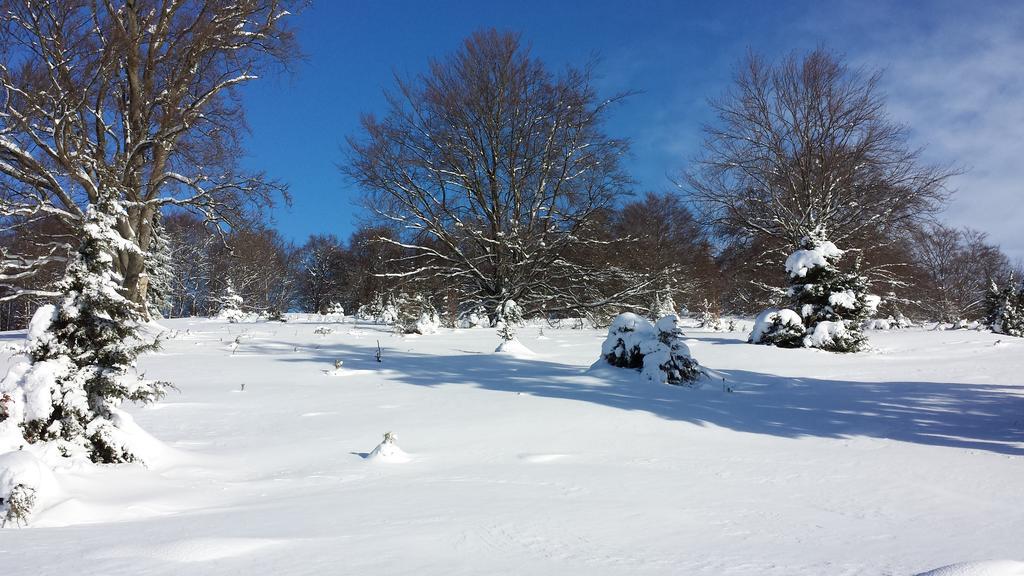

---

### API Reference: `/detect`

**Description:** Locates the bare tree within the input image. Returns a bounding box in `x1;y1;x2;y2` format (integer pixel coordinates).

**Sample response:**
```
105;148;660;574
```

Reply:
687;47;954;259
344;29;642;318
295;234;346;313
905;224;1013;322
611;192;717;312
211;226;297;314
0;0;298;309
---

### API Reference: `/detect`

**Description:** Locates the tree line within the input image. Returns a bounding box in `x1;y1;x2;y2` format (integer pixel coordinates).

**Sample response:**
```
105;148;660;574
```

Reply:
2;10;1020;330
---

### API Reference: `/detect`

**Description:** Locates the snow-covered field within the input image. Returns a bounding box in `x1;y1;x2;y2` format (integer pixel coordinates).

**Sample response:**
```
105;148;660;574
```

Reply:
1;316;1023;575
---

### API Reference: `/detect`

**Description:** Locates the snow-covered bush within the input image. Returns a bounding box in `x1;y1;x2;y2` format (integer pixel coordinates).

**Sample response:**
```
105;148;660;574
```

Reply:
602;312;654;369
862;318;892;330
749;308;806;347
216;280;245;322
326;302;345;317
642;315;703;385
394;293;440;335
600;313;703;386
1;197;170;522
750;230;870;352
0;451;59;527
984;275;1023;337
458;305;490;329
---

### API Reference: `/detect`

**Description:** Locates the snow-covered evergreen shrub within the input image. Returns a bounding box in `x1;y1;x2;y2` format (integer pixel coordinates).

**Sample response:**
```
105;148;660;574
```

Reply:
394;293;440;335
216;280;245;322
0;451;58;527
749;308;805;348
0;196;169;469
602;312;653;369
984;275;1024;337
458;304;490;329
750;230;870;352
893;311;914;329
600;313;703;386
642;315;703;385
356;292;393;323
862;318;892;330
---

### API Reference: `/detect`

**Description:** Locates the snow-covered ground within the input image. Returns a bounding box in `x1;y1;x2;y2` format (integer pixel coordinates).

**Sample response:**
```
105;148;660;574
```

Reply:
1;316;1022;575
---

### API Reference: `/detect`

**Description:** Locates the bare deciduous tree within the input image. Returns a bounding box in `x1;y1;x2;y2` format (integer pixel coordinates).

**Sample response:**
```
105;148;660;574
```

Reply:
296;234;346;313
344;29;643;318
905;224;1013;322
0;0;298;309
687;47;954;256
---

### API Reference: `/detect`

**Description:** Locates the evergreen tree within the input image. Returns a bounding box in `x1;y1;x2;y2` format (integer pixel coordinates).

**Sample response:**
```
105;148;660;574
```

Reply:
750;229;871;352
2;194;169;464
216;280;245;322
984;275;1024;337
496;300;524;341
697;298;722;330
144;210;174;318
648;288;678;321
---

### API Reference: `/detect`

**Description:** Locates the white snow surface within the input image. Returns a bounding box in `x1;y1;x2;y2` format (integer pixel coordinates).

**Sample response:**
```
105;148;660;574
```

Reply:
1;316;1022;575
915;560;1024;576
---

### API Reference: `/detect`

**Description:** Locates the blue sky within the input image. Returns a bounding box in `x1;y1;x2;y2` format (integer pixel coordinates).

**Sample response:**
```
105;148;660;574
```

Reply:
239;0;1024;261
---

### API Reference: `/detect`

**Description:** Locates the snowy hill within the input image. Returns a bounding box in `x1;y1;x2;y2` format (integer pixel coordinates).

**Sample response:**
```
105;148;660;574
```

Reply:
1;317;1022;575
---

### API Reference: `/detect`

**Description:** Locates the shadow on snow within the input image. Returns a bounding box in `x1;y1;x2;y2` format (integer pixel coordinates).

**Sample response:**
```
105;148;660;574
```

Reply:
261;336;1024;456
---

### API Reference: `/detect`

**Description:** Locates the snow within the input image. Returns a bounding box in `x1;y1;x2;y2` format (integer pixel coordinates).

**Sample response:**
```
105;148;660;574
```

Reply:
0;450;62;521
494;337;535;356
828;289;858;309
784;240;842;278
26;304;56;343
1;316;1022;574
915;561;1024;576
365;433;411;463
803;319;848;348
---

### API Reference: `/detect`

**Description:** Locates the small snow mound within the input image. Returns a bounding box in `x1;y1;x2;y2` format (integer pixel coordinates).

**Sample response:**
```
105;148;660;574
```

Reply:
914;560;1024;576
366;433;410;463
495;338;535;356
0;450;62;526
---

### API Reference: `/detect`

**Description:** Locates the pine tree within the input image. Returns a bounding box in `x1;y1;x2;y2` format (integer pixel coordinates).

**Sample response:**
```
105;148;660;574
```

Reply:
216;279;245;322
750;229;871;352
144;210;174;318
697;298;722;330
648;287;678;321
784;230;870;352
496;300;523;341
4;194;169;464
644;315;703;385
984;275;1024;337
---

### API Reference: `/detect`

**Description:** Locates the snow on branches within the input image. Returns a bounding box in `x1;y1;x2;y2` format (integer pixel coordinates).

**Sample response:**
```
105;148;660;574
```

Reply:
1;196;170;523
600;313;703;386
750;230;873;352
